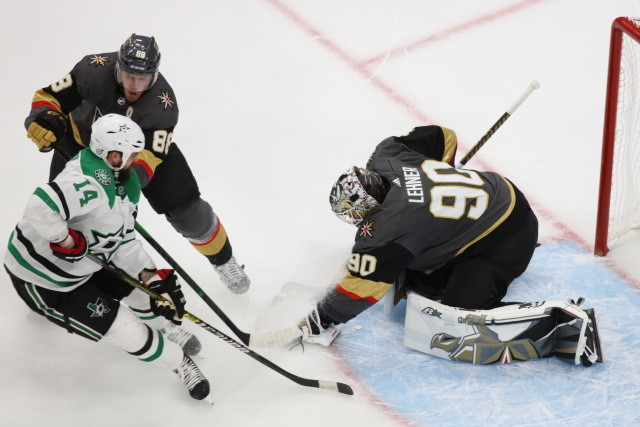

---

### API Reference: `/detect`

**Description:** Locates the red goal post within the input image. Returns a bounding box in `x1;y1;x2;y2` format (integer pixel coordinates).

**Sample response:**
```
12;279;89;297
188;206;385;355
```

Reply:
594;17;640;256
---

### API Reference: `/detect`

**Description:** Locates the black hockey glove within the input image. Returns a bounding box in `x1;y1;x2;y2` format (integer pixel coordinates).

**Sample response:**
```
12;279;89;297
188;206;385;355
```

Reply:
26;109;68;152
50;229;88;262
147;269;186;325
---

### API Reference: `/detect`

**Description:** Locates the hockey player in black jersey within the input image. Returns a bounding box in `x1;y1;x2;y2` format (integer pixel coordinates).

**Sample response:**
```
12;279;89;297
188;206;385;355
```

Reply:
298;126;602;367
24;33;250;294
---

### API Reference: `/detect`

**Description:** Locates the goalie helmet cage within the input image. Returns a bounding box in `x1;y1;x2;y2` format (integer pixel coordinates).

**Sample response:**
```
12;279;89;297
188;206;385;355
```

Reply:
594;17;640;256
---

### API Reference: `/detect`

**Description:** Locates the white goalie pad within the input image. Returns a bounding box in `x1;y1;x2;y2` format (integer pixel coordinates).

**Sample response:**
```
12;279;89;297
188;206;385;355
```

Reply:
403;291;593;365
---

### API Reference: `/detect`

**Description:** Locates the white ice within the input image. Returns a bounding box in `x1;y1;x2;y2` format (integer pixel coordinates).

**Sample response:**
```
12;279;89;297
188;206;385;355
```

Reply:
1;1;640;426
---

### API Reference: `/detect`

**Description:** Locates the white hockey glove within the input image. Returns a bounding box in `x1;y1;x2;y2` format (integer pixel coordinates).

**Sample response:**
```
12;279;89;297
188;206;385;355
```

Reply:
300;307;341;346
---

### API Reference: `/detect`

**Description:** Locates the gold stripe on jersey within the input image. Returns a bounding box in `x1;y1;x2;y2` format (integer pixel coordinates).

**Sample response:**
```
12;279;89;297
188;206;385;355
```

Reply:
337;273;393;303
454;175;516;257
68;115;85;146
441;127;458;164
137;149;163;175
191;222;228;256
32;89;63;111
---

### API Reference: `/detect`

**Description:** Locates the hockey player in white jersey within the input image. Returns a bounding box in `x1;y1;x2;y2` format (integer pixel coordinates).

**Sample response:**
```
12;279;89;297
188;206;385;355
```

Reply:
4;114;210;401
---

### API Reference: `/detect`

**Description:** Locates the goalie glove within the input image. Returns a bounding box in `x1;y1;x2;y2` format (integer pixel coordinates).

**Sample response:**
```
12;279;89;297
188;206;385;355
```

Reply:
50;229;88;262
299;306;342;346
26;109;68;151
146;269;186;325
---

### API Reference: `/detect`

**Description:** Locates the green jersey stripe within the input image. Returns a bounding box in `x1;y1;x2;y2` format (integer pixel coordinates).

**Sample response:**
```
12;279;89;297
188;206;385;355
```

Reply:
33;187;60;214
140;330;165;362
8;236;85;287
26;283;103;340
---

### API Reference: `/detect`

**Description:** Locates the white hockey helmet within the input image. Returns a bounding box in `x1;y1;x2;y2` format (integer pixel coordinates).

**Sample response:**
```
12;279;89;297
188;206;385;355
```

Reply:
329;166;387;225
89;114;145;171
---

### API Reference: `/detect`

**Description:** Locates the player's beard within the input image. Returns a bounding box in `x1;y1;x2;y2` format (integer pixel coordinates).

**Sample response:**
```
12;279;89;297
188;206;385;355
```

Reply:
116;168;132;183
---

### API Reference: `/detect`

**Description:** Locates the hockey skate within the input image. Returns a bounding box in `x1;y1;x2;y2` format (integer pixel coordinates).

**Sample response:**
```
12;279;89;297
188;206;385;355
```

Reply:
174;354;211;401
214;257;250;294
300;308;341;347
161;323;202;357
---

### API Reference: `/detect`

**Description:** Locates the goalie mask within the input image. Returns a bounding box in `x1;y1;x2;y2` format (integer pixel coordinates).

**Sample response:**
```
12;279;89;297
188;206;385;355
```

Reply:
90;114;145;171
329;166;389;225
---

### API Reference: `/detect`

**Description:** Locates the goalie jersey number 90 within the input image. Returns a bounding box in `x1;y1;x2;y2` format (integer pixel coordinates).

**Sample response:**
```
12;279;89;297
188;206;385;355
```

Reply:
348;253;378;276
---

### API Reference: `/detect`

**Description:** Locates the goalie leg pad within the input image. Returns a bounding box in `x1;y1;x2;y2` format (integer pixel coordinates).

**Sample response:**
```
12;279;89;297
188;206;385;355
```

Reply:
404;292;602;366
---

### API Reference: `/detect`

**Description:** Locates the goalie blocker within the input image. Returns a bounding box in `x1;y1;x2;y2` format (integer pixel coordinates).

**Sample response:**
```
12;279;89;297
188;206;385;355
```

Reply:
404;291;603;366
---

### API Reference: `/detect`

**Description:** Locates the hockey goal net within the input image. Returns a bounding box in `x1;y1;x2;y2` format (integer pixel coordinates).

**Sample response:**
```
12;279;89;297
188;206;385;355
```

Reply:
595;17;640;256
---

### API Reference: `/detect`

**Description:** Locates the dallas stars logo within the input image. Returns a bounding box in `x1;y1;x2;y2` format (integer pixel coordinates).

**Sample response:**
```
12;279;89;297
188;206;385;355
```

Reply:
118;124;130;132
87;298;111;317
359;221;375;239
89;55;109;67
94;169;111;186
156;91;175;110
88;226;125;262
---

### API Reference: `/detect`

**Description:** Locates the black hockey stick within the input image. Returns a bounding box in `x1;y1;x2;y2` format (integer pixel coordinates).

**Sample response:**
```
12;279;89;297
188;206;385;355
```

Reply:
86;253;354;395
455;80;540;169
50;144;298;348
133;222;301;347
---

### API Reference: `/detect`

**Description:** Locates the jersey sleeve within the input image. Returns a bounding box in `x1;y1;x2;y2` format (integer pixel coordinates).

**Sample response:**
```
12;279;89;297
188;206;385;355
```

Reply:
395;125;458;165
24;58;88;128
130;74;179;187
110;238;152;278
22;170;106;243
318;242;415;324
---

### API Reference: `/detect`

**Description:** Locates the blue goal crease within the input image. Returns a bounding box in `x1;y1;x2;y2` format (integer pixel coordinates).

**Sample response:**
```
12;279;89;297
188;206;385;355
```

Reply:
334;240;640;426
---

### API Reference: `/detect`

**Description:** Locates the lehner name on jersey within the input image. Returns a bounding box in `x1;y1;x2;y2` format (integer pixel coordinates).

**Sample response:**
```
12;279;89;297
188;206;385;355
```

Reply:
402;167;424;203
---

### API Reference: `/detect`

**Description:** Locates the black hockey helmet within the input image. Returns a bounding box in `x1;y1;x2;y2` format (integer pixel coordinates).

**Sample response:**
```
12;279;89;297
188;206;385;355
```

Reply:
115;34;161;92
117;33;161;75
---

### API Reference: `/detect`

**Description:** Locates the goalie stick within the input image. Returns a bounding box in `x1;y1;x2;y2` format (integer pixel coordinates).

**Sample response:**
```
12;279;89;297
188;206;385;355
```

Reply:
86;253;354;396
455;80;541;169
51;145;298;348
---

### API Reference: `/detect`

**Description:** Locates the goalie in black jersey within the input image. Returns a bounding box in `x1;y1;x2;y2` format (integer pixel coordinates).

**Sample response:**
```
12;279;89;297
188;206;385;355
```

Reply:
297;126;602;367
23;34;250;294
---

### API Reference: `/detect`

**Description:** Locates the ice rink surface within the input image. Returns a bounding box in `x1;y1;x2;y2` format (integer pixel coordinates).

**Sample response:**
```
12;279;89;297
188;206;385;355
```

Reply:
1;1;640;426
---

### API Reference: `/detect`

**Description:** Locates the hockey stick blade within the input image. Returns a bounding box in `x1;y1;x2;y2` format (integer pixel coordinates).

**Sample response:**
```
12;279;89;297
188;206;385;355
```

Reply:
132;223;294;346
249;326;303;347
87;254;354;395
192;314;353;395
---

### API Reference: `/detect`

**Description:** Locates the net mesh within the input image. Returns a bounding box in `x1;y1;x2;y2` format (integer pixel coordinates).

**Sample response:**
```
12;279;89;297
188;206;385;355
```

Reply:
608;18;640;248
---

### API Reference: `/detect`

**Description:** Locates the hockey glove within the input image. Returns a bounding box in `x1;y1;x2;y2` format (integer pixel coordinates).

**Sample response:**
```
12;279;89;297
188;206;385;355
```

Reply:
26;109;68;151
147;269;186;325
50;229;88;262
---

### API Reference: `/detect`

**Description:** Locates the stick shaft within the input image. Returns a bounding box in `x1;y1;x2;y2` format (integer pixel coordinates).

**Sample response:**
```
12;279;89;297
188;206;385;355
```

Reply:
134;222;253;345
456;80;540;169
87;254;353;395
